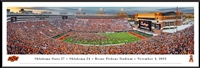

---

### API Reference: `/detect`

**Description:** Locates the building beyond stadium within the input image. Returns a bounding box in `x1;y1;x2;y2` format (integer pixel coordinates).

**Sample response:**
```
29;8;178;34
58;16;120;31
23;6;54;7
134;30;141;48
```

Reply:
133;7;183;34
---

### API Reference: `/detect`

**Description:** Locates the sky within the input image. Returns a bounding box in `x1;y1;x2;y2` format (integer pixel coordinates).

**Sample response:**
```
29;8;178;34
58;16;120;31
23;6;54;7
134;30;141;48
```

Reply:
7;7;194;14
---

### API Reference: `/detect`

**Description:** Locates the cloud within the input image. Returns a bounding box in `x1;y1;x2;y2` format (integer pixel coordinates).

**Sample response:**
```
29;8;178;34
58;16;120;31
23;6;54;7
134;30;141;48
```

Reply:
157;7;194;12
8;7;194;14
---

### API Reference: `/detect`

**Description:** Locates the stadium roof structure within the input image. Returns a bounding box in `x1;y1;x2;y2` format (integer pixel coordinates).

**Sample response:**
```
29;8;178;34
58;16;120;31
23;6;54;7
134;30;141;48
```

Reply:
76;15;121;19
97;11;106;14
116;11;127;15
135;11;161;14
76;11;85;14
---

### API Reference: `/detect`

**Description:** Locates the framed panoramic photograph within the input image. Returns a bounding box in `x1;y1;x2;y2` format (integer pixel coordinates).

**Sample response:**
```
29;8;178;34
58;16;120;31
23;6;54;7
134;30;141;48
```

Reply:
2;2;199;67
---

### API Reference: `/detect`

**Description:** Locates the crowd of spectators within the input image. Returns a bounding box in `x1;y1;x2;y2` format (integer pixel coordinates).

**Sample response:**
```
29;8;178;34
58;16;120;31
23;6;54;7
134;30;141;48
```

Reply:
7;17;194;54
73;18;132;32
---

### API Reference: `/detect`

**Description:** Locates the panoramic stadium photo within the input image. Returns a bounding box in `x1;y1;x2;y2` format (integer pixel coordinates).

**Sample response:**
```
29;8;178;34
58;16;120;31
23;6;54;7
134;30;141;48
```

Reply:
7;7;194;54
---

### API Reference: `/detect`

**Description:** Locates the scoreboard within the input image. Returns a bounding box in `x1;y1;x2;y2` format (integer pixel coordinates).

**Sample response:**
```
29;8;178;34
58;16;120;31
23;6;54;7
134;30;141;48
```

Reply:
62;16;68;19
11;17;17;22
138;20;152;31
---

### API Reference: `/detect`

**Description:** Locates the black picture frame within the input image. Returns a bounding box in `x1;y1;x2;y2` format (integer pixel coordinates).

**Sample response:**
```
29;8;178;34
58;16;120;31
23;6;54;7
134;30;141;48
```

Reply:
2;0;199;68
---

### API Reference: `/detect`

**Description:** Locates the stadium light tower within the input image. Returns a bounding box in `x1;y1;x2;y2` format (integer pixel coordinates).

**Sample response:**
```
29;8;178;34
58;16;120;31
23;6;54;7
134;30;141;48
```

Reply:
120;8;124;11
78;8;83;12
99;8;104;11
77;8;86;15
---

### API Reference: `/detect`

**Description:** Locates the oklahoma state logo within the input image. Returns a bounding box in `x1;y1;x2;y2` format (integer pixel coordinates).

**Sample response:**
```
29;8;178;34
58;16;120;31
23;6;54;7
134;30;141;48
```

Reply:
189;54;194;62
8;56;19;62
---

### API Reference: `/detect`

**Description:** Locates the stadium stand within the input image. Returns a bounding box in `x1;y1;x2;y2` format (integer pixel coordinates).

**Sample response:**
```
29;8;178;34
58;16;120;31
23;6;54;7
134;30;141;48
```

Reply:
7;17;194;54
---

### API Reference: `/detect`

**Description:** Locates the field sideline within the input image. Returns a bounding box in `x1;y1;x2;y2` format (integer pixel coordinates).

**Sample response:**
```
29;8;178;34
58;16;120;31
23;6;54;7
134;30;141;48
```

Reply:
63;32;141;46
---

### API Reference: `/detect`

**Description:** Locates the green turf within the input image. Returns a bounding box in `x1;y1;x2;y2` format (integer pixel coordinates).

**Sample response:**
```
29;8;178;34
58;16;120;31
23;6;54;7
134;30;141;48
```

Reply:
132;30;153;38
63;32;140;46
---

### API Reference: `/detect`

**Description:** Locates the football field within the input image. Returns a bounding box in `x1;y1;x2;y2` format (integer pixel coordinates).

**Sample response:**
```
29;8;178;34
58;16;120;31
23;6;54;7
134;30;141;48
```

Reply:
63;32;140;46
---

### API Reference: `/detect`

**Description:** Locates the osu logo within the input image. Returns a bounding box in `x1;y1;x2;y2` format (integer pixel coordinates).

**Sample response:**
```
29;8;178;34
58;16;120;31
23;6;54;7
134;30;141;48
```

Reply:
8;56;19;62
189;54;194;62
